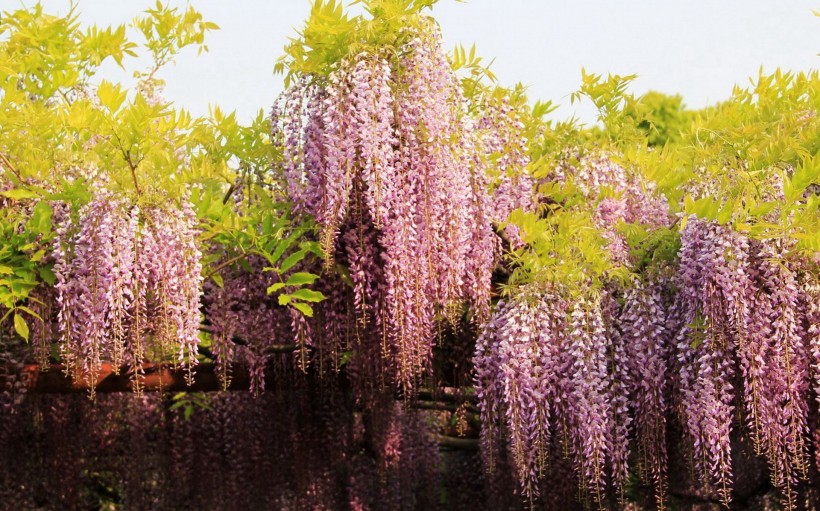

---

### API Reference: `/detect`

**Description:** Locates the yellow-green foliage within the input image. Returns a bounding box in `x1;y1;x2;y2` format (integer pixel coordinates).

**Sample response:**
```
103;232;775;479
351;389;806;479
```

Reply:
0;3;317;338
505;66;819;297
275;0;441;86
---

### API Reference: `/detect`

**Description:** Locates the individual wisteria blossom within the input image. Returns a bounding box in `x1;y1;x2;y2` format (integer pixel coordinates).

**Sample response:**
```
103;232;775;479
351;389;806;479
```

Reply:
54;193;203;395
271;20;505;394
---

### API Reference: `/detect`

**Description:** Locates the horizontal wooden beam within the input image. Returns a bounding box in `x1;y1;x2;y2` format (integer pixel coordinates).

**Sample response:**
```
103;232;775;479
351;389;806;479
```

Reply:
437;435;479;450
16;364;481;404
10;364;482;450
20;363;252;394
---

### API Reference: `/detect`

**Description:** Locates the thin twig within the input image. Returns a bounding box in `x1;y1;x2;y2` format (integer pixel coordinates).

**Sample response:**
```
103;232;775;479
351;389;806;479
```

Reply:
110;131;142;195
0;152;23;182
204;252;249;281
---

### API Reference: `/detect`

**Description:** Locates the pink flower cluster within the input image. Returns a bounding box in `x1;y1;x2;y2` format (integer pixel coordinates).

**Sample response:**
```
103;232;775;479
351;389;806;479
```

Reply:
54;193;203;395
203;255;297;393
271;22;502;394
475;213;820;508
620;276;672;509
673;218;813;508
474;291;625;505
474;96;535;250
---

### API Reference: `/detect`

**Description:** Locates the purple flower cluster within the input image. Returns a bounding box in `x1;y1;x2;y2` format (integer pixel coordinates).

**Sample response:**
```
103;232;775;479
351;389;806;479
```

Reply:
673;218;813;508
54;193;203;395
672;218;744;504
203;255;297;393
271;22;499;394
474;212;819;508
475;291;629;504
620;275;672;508
475;95;535;250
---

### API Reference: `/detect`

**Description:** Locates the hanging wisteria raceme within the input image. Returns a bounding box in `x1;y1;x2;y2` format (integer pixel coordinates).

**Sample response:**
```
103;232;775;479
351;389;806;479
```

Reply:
601;291;631;504
620;274;672;509
563;297;617;507
803;268;820;478
464;95;535;320
271;20;498;394
743;239;809;507
144;200;203;385
672;218;742;505
55;194;133;394
475;298;545;498
475;95;534;246
671;217;815;509
203;256;298;393
473;149;679;507
27;285;57;368
54;193;203;395
475;290;633;506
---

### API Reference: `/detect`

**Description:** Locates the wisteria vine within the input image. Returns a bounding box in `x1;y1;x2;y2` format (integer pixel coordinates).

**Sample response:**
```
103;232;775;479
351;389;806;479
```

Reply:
475;152;820;509
270;20;526;394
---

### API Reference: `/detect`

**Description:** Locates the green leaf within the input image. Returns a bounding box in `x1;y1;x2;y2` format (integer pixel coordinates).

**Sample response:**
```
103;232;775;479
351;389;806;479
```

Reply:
1;189;38;200
211;273;224;288
27;201;53;235
279;249;307;273
16;306;42;321
278;293;292;305
300;241;324;257
14;313;29;341
267;233;298;265
38;266;56;286
30;249;46;263
97;80;127;111
289;288;325;302
291;302;314;317
0;266;12;275
267;283;286;294
285;272;319;286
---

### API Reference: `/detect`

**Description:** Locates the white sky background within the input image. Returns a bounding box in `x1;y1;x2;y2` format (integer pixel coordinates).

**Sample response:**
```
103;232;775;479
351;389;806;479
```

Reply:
27;0;820;124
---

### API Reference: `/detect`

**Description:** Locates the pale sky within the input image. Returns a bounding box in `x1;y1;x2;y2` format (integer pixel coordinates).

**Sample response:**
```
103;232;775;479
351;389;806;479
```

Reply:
26;1;820;124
